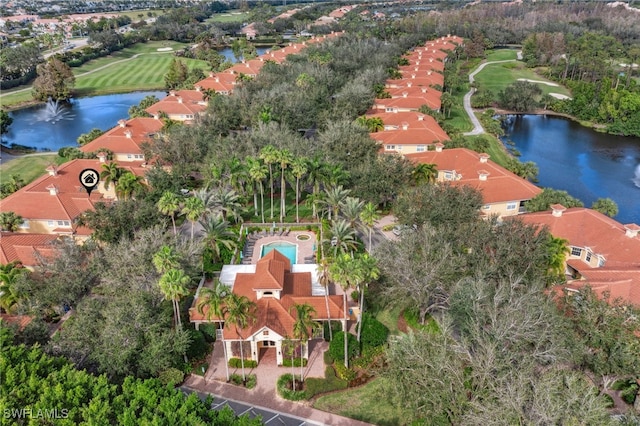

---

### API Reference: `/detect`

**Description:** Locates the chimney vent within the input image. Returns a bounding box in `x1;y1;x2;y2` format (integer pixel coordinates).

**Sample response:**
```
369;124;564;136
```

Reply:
478;170;489;181
195;85;201;92
551;204;566;217
125;130;132;138
401;122;409;130
407;82;413;88
402;91;408;98
118;119;126;128
435;143;444;152
177;97;183;104
624;224;640;238
479;153;490;163
46;165;58;176
46;184;59;196
97;152;107;163
417;114;425;121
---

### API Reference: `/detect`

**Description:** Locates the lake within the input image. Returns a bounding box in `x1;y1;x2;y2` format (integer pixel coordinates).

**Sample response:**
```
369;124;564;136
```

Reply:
501;114;640;224
2;91;166;152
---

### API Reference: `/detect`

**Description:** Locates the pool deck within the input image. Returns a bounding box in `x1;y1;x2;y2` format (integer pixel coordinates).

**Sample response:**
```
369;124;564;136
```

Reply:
242;230;317;265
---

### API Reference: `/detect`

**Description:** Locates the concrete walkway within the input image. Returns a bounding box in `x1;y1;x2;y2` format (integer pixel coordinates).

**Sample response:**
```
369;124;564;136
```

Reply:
462;59;516;136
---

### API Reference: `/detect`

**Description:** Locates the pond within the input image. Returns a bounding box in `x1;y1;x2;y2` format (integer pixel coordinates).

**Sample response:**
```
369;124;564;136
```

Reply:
500;114;640;224
2;91;166;152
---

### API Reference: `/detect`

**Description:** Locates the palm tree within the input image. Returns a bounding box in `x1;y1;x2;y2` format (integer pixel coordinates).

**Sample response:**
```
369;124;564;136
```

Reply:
322;186;350;221
306;156;329;219
200;215;237;264
330;219;358;257
116;172;144;200
326;165;349;189
290;157;308;223
158;268;191;329
339;196;365;230
545;235;570;282
225;293;257;383
354;254;380;343
317;258;333;341
100;161;123;191
157;191;181;236
0;262;25;314
276;148;293;222
328;254;354;368
290;303;318;382
247;157;268;223
412;163;438;185
355;116;384;133
225;157;248;197
152;245;180;274
0;212;22;232
360;202;380;253
440;92;455;118
182;196;205;240
259;145;278;220
196;281;231;381
211;188;243;223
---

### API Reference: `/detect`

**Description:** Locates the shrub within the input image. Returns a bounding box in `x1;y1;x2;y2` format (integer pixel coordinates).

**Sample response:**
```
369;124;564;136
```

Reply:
245;374;257;389
329;332;359;362
351;345;385;370
351;290;359;302
333;361;357;382
323;350;334;365
282;357;308;367
277;374;306;401
323;320;342;341
199;323;217;343
193;363;208;376
602;394;615;409
186;329;209;360
305;366;348;398
228;358;258;369
360;313;389;349
158;368;185;385
620;384;639;405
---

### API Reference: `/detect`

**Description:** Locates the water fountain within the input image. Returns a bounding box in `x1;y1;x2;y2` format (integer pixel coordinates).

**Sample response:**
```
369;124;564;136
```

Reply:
633;164;640;188
41;98;75;123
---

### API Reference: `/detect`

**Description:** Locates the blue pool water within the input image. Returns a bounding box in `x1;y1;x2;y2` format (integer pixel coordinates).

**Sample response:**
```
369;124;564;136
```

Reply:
261;242;297;265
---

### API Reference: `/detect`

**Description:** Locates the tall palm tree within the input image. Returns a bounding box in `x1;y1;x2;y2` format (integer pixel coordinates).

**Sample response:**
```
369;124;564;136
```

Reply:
0;262;25;314
116;172;144;200
339;196;365;230
306;156;329;219
360;202;381;253
290;157;308;223
225;157;248;196
199;215;237;264
246;157;268;221
330;219;358;256
211;188;243;223
157;191;181;236
290;303;318;382
225;293;257;383
317;258;333;341
276;148;293;222
196;281;231;380
158;268;191;329
412;163;438;186
152;245;180;274
322;186;350;221
354;254;380;343
326;165;349;189
182;196;205;240
100;161;123;191
328;254;354;368
259;145;278;220
545;235;570;282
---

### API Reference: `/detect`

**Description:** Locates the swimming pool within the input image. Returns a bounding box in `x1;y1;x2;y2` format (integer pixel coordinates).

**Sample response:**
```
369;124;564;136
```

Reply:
260;241;297;265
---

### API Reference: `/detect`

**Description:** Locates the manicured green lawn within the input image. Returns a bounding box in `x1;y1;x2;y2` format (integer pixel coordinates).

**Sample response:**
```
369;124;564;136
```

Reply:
0;89;34;108
0;153;62;185
373;306;401;335
74;54;208;96
313;378;404;426
116;9;166;20
474;61;570;97
485;49;518;62
206;11;249;23
445;99;473;133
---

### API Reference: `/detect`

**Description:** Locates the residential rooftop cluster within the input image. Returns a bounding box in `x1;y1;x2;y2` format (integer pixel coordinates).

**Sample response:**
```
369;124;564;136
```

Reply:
0;32;342;268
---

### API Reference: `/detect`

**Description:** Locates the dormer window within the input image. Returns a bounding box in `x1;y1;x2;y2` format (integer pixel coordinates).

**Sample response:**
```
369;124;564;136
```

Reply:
263;291;273;297
570;247;582;257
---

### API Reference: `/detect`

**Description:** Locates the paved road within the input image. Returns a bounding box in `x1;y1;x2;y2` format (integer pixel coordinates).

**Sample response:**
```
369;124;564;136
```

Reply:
182;387;320;426
462;59;516;136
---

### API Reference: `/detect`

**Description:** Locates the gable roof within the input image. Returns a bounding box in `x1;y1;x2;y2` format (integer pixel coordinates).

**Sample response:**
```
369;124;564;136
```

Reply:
406;148;542;204
0;233;58;267
79;117;163;155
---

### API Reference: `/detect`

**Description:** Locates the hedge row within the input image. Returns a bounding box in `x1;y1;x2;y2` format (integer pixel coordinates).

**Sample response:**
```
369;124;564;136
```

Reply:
230;373;256;389
282;357;307;367
276;374;306;401
304;366;348;399
228;358;258;369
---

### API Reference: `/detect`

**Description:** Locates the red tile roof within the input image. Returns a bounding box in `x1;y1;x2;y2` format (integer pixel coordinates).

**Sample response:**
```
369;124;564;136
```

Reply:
146;90;207;119
0;233;58;266
405;148;542;204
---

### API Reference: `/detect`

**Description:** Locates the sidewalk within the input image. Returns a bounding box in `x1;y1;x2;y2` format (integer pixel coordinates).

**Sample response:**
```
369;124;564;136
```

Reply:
183;374;373;426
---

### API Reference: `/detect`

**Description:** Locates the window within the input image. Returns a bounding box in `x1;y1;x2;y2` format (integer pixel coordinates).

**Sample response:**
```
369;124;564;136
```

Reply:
127;154;132;159
506;202;517;211
444;172;452;180
482;205;491;210
385;107;393;112
262;330;269;336
57;220;70;227
570;247;582;257
134;154;144;160
262;291;273;297
386;145;395;151
19;220;29;229
597;257;606;267
48;220;55;227
416;145;425;152
585;251;592;262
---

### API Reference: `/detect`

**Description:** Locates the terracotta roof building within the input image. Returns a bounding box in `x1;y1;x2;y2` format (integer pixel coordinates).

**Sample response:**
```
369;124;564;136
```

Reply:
190;250;346;366
520;206;640;306
0;232;58;268
406;147;542;218
367;111;449;153
146;90;208;123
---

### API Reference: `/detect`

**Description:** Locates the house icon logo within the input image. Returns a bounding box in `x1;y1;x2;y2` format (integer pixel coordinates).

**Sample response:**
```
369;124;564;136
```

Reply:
79;168;100;195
